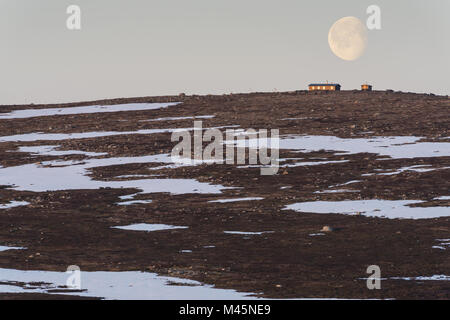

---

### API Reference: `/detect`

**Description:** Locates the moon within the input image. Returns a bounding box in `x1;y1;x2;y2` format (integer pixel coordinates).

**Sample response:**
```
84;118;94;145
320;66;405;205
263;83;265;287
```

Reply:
328;16;368;61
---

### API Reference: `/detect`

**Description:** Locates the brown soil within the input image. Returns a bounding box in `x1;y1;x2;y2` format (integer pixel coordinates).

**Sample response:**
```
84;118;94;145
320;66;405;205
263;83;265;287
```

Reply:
0;91;449;300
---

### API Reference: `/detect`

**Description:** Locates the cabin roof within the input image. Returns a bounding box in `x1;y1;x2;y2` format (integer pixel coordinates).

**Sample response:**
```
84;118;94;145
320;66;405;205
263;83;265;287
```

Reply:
308;83;341;87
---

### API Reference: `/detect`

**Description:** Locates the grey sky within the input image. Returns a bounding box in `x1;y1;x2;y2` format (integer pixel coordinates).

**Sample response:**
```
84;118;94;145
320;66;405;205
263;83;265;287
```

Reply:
1;0;448;105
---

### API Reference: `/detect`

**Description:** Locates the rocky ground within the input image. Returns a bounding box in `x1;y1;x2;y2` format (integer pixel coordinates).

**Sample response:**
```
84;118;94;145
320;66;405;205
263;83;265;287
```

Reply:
0;90;449;299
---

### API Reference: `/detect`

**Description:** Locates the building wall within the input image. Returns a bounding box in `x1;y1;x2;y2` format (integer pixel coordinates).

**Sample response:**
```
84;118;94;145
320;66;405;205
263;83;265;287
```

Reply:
309;85;339;91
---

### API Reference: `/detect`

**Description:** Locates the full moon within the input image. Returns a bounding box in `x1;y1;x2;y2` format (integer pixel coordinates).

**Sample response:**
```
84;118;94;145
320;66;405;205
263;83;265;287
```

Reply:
328;16;368;61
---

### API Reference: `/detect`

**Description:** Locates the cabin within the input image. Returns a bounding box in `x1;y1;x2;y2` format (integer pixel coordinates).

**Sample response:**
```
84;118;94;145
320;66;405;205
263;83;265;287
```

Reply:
308;83;341;91
361;84;373;91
